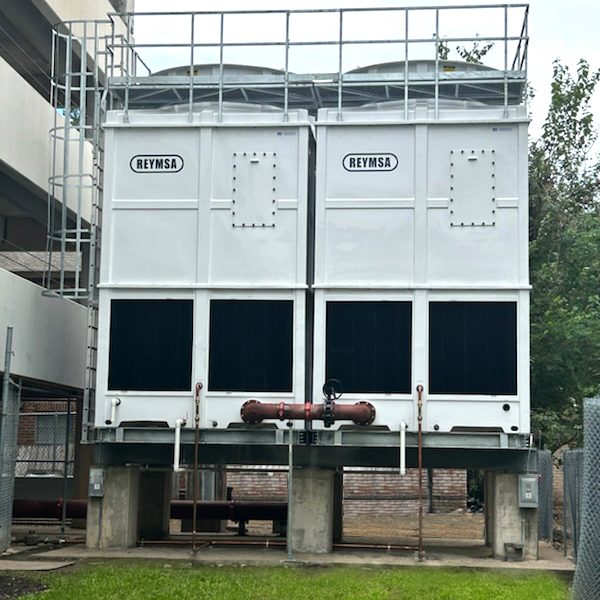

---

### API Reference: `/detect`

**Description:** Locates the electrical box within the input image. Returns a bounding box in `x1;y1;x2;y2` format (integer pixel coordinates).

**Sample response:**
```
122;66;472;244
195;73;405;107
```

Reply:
89;467;104;498
518;474;538;508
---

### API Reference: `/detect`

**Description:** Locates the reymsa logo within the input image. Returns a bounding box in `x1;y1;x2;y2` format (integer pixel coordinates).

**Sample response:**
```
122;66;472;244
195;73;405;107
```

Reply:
343;153;398;172
130;155;184;173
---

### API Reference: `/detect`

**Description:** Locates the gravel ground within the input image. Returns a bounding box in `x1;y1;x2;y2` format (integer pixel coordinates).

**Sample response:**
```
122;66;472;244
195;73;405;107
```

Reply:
0;575;45;600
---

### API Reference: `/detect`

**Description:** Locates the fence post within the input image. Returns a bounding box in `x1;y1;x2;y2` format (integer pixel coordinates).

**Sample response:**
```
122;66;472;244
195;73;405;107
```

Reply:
572;398;600;599
0;327;13;435
537;449;553;541
0;327;15;553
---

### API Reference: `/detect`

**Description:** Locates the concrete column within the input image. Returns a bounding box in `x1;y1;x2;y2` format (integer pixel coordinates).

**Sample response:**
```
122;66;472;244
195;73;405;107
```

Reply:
332;470;343;544
138;471;172;540
86;466;139;549
484;471;494;547
290;468;334;554
485;471;538;560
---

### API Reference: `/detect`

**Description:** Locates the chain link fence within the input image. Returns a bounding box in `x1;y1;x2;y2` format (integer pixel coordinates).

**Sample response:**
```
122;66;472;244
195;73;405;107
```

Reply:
572;398;600;599
16;399;76;478
563;448;583;560
0;378;21;553
537;449;553;541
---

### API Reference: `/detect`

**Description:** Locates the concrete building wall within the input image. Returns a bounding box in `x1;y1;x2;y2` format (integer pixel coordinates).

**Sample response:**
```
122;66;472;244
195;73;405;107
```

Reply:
0;268;86;388
0;56;94;221
33;0;129;22
0;56;55;194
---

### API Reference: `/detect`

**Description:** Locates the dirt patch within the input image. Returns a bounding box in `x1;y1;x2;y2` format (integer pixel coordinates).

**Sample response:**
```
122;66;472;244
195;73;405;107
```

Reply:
0;575;46;600
236;512;484;542
344;513;485;541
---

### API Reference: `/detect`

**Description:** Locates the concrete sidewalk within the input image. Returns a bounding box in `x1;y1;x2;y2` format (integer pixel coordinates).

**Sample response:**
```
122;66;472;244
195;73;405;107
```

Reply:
0;560;73;571
27;540;573;573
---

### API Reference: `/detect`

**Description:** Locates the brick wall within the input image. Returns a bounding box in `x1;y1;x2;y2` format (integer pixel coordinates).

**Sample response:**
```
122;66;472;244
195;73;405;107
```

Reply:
227;466;288;502
344;468;466;516
226;466;467;515
17;400;74;445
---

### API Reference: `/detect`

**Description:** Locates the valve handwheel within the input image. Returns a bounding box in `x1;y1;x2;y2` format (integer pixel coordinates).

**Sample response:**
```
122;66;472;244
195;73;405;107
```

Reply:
322;378;343;400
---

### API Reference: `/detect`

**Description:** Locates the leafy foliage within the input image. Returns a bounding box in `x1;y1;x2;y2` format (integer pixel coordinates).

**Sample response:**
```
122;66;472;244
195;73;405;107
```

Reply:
456;39;494;64
436;37;493;64
529;60;600;450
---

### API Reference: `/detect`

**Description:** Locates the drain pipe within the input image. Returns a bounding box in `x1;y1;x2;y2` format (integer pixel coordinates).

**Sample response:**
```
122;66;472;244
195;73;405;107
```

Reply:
105;397;121;426
416;384;425;561
286;419;294;562
173;418;186;472
192;382;203;554
400;422;407;476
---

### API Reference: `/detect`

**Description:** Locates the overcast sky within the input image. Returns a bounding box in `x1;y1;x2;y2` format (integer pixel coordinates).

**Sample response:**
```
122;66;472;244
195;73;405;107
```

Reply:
134;0;600;139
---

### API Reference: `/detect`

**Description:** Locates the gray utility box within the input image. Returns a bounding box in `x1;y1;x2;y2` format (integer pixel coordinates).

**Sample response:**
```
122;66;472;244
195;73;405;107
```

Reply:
88;467;104;498
518;474;538;508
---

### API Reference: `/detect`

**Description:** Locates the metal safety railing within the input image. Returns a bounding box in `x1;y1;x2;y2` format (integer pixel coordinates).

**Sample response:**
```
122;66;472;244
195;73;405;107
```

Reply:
105;4;528;120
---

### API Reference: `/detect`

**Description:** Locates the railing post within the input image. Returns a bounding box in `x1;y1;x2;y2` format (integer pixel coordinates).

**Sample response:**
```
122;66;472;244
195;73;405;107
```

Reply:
404;8;409;120
336;9;343;121
188;14;195;121
284;11;290;122
503;4;509;117
434;8;439;119
218;13;225;122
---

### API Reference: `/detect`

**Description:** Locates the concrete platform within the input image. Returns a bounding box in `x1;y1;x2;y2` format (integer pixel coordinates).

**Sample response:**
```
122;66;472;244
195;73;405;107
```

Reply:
33;541;574;573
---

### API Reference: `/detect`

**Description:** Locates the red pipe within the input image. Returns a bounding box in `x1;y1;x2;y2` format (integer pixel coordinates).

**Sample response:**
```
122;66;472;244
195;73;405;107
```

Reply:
240;399;376;426
12;499;87;520
12;499;287;522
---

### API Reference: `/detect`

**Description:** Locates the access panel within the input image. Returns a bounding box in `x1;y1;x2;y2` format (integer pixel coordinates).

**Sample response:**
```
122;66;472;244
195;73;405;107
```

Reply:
326;301;412;394
429;301;517;395
108;299;193;391
209;300;293;392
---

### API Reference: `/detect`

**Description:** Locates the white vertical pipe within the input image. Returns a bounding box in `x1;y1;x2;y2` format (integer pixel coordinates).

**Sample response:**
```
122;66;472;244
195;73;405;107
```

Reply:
400;422;407;476
107;397;121;426
173;418;186;472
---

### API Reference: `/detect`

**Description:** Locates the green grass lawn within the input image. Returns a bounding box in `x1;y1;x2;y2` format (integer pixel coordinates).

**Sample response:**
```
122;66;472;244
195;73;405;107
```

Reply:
19;562;571;600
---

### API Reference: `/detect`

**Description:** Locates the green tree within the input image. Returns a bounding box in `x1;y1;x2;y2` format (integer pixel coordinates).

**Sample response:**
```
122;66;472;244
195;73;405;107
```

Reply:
529;59;600;450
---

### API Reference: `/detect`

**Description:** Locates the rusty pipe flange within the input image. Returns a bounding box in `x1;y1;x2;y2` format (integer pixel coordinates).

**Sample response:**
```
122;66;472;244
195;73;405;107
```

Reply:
240;399;262;424
354;401;376;426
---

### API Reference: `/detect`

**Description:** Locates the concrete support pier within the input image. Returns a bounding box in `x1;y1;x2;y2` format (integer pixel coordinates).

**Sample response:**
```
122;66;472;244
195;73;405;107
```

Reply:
290;468;335;554
86;467;140;549
87;467;173;548
485;471;538;560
